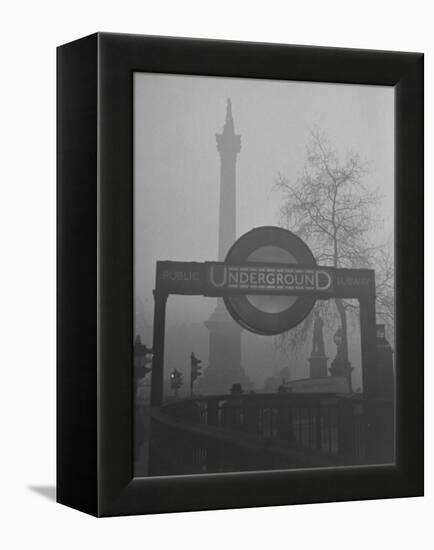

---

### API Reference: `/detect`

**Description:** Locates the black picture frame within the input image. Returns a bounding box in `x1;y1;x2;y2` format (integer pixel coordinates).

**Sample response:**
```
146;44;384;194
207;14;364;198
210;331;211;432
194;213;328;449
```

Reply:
57;32;423;517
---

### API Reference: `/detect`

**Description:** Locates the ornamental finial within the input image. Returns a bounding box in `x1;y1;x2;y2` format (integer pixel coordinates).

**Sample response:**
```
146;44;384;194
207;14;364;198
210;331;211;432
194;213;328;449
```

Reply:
224;98;235;133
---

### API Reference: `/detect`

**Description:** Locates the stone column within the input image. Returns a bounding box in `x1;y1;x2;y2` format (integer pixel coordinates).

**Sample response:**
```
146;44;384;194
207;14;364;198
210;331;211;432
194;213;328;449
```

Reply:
200;100;251;395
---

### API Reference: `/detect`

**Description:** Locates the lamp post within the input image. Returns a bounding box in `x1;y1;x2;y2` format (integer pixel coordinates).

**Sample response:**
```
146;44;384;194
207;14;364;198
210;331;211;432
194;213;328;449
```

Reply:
170;369;183;398
134;336;153;377
190;352;203;397
134;336;152;404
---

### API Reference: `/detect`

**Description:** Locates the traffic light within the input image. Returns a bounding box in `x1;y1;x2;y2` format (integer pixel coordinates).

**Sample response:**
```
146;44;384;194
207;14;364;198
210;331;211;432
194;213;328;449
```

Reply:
170;369;183;395
134;335;153;378
190;352;202;395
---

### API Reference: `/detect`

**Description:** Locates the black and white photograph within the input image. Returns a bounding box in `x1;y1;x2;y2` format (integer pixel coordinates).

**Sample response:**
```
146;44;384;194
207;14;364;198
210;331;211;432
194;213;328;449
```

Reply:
133;73;395;477
1;0;429;544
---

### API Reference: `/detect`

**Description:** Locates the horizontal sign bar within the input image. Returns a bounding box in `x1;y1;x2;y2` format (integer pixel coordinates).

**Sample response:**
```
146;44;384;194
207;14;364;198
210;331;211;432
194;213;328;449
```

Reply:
155;261;375;298
206;263;332;293
155;261;206;294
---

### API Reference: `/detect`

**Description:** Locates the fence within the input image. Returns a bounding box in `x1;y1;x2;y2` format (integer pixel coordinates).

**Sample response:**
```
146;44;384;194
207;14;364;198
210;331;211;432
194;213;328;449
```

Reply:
148;392;367;475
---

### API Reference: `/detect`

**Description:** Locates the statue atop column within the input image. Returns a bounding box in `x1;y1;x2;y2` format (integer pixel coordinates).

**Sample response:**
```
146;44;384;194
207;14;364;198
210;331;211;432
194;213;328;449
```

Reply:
308;310;328;378
312;310;325;356
329;326;354;392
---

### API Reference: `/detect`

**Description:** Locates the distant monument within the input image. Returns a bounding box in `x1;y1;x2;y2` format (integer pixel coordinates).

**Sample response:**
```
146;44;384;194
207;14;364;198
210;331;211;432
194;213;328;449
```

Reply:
312;310;325;355
329;326;354;391
199;100;252;394
308;311;328;378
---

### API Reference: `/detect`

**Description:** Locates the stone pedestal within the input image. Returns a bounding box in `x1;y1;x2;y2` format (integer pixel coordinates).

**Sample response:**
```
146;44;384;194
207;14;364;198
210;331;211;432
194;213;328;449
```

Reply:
308;355;328;378
374;329;394;399
199;300;252;395
329;357;354;392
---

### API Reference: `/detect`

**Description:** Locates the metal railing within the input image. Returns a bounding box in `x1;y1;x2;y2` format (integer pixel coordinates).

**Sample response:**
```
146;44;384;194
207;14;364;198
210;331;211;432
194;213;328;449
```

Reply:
148;392;367;476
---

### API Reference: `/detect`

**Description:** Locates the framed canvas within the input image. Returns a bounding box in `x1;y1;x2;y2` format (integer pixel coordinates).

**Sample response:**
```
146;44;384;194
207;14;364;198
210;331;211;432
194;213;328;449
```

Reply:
57;33;423;517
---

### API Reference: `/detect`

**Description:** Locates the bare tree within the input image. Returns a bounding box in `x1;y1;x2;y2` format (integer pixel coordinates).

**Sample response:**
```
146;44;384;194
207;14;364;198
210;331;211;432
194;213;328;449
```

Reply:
275;131;391;364
372;241;395;339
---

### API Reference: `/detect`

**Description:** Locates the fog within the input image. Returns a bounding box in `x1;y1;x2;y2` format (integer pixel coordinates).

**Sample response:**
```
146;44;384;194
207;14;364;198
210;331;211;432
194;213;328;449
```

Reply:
134;72;394;391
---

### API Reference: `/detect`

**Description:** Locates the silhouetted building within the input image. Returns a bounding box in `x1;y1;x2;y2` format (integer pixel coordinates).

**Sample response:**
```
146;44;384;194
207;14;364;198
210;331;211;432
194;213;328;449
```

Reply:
200;100;251;394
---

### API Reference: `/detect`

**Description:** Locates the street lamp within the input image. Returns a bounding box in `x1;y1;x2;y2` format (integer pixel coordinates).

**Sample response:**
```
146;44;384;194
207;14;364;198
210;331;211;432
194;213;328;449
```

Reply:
170;368;183;398
190;352;203;396
134;335;152;378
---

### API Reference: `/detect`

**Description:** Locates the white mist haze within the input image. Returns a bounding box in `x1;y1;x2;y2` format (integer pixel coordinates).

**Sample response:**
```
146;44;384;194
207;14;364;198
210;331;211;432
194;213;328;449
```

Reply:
134;73;394;391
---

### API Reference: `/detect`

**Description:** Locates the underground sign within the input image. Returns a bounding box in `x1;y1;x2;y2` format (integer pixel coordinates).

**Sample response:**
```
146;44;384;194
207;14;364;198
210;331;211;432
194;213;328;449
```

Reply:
222;226;317;335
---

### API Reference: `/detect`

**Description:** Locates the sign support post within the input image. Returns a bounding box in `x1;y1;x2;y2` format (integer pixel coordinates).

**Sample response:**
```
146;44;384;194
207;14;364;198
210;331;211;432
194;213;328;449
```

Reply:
359;292;393;462
150;290;168;407
359;294;377;399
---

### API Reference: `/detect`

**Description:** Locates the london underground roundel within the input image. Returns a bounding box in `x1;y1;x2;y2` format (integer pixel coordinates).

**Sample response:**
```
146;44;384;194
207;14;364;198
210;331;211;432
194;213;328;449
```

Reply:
223;226;317;335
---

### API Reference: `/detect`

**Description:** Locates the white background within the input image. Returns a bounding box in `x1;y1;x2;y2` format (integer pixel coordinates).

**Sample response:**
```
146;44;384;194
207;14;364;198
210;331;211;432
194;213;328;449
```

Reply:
0;1;431;548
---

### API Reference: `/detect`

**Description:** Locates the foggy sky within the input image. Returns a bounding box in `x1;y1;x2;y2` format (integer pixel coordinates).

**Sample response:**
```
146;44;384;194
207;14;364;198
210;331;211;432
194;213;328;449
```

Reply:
134;72;394;388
